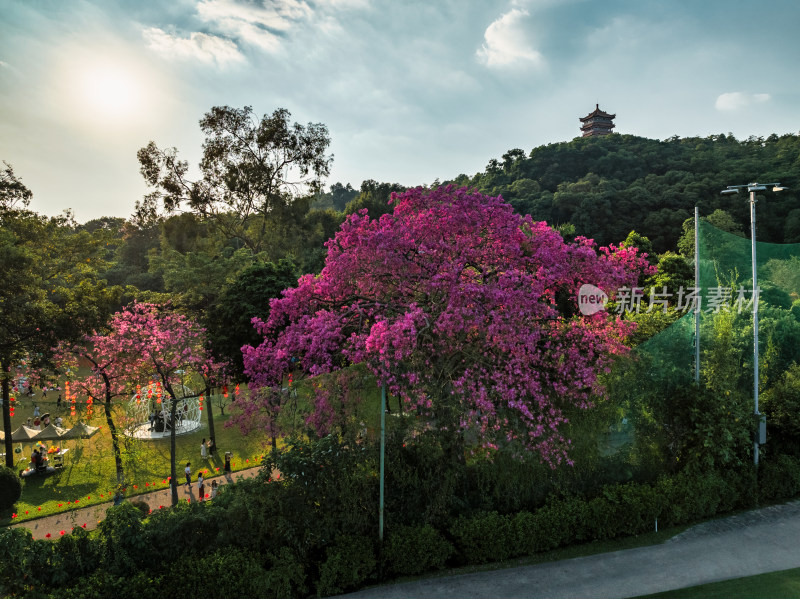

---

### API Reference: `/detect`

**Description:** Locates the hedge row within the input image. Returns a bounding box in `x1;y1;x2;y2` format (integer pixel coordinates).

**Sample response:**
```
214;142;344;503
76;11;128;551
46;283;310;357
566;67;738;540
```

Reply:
2;442;799;598
447;467;757;563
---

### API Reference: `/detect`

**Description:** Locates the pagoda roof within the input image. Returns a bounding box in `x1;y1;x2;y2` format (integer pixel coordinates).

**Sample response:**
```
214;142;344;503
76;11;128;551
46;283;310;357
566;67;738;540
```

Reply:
579;104;616;122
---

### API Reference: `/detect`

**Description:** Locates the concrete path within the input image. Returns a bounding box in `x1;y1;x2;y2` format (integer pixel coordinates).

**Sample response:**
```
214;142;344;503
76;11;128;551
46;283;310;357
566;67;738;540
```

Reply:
344;501;800;599
7;466;265;540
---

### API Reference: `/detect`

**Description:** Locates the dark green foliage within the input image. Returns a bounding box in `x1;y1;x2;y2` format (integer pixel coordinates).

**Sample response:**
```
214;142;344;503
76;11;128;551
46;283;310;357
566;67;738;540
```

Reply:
454;133;800;252
205;258;298;377
317;535;377;597
382;525;453;576
344;179;407;219
0;528;36;597
161;547;305;599
97;502;149;576
139;499;220;567
49;570;158;599
264;436;377;543
760;455;800;501
0;464;21;510
313;182;358;212
464;451;552;515
4;440;800;597
450;511;515;564
763;364;800;456
384;428;464;528
48;527;99;586
654;470;733;526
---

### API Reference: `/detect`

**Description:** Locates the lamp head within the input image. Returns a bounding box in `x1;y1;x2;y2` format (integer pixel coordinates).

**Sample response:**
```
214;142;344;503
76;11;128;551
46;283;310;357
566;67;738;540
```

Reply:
720;189;739;195
773;185;788;192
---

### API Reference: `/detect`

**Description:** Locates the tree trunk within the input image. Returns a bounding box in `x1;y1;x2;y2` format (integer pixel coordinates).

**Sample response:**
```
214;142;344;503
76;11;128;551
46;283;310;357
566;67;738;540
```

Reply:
2;371;13;469
168;390;179;506
104;391;124;483
205;385;216;455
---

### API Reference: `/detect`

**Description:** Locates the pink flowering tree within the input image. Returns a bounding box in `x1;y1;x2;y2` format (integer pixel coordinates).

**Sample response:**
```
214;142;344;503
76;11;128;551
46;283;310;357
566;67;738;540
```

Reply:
64;303;219;505
55;343;130;484
241;186;654;466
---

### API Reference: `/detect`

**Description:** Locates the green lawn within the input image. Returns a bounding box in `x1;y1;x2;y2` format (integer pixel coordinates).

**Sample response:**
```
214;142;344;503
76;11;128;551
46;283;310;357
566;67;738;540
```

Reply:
1;394;271;525
632;567;800;598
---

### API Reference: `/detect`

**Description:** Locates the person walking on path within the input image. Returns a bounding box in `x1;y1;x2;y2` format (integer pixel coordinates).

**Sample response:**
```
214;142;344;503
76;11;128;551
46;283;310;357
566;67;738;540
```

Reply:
200;439;208;460
184;462;191;487
197;472;205;501
223;452;232;475
210;480;218;499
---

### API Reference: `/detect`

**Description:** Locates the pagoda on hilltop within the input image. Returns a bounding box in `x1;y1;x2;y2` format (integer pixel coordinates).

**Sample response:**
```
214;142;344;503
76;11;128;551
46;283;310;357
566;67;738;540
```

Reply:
579;104;616;137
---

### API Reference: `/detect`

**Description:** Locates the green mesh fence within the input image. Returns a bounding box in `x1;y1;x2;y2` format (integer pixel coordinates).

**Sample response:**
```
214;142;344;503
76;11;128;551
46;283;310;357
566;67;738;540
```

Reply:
602;216;800;471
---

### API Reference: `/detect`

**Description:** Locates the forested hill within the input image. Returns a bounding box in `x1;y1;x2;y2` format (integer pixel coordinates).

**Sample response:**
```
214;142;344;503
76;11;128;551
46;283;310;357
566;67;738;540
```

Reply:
448;133;800;253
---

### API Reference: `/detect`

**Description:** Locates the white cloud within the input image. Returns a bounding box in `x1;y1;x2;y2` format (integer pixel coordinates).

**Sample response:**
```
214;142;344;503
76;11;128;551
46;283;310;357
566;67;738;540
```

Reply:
143;27;245;67
0;60;9;69
477;8;543;69
715;91;771;111
313;0;369;8
197;0;311;51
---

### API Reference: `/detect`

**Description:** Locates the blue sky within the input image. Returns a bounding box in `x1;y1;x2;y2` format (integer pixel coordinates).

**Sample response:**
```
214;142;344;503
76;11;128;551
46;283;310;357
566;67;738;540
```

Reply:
1;0;798;222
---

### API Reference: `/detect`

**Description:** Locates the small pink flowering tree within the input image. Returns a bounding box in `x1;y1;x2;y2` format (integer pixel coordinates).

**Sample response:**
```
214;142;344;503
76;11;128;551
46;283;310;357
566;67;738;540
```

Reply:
67;303;218;505
242;186;653;466
55;343;130;484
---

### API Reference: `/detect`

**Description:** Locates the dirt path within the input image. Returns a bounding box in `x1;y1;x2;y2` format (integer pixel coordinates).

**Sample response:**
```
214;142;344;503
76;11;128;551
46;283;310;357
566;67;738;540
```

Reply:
6;466;266;540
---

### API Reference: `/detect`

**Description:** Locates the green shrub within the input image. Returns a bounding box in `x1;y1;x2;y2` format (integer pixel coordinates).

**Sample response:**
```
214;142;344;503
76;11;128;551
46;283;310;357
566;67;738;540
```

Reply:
98;502;148;576
385;429;464;528
48;527;100;588
155;547;305;599
0;527;37;597
141;499;220;569
383;524;453;576
465;452;552;514
129;499;151;517
49;570;159;599
656;471;733;527
0;465;22;511
760;454;800;500
316;535;376;597
532;495;589;550
450;511;515;564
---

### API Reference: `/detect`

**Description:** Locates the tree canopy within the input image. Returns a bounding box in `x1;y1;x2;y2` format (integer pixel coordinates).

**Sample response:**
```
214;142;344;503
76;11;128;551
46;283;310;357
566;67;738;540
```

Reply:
240;185;653;465
452;133;800;252
137;106;333;254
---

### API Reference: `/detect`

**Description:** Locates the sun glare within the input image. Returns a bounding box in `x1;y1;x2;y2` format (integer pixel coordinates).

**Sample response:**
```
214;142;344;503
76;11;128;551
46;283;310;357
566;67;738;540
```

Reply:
78;63;142;119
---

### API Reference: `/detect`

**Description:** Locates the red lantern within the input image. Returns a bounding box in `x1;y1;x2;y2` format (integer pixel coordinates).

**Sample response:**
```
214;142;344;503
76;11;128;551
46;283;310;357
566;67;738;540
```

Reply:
234;384;240;396
199;394;204;412
223;385;228;398
288;373;293;387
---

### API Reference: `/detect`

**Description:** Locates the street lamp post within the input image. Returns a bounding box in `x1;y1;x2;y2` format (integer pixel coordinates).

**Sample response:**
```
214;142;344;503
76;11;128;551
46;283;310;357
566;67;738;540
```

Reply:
720;182;787;466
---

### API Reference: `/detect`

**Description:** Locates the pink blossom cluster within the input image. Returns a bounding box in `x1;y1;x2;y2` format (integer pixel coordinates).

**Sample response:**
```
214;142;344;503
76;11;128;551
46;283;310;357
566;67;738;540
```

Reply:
241;186;652;465
59;302;218;403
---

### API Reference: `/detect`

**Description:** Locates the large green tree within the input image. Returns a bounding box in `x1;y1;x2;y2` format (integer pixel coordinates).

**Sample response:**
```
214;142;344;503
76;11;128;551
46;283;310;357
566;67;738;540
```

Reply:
204;259;298;378
137;106;333;254
0;167;121;466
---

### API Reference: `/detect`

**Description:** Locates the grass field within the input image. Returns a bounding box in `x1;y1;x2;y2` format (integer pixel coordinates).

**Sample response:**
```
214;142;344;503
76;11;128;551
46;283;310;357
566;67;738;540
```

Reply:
1;394;272;525
632;567;800;598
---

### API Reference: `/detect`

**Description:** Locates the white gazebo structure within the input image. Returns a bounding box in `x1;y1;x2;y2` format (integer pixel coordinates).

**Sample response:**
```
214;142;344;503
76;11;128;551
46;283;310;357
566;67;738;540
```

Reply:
125;382;203;440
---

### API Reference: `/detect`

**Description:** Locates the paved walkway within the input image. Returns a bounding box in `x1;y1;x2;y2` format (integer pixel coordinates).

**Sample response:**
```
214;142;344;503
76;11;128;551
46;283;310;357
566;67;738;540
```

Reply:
7;466;265;540
344;501;800;599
